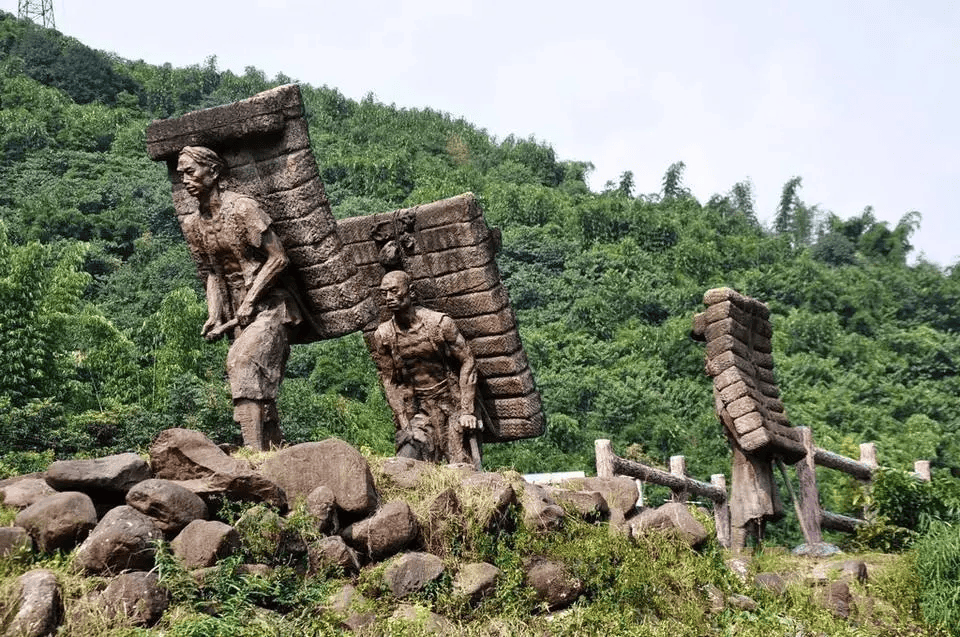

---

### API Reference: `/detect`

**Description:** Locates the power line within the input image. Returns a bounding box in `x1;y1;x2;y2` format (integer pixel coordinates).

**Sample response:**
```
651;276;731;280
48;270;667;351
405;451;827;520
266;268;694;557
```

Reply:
17;0;56;29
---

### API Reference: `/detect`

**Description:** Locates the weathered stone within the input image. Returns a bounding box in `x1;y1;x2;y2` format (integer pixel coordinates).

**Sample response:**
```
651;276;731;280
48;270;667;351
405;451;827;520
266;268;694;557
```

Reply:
342;500;419;560
235;504;306;562
545;487;608;520
308;536;361;574
6;569;61;637
727;593;758;611
0;478;56;509
821;580;855;619
149;428;251;480
342;612;376;632
325;583;366;613
170;474;286;510
524;559;583;610
0;526;32;557
383;552;444;597
150;429;285;508
171;519;240;569
518;482;565;532
579;476;637;514
391;604;453;634
75;506;163;575
704;584;725;613
193;563;272;585
45;453;151;496
380;456;434;489
460;472;516;530
630;502;709;549
304;485;339;534
453;562;501;601
754;572;787;595
100;571;169;627
125;478;208;535
840;559;868;584
15;491;97;553
726;557;750;582
259;440;378;516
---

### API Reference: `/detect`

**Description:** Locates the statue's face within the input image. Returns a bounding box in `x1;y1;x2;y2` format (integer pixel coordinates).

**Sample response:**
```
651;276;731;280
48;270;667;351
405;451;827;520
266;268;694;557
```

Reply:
380;275;411;313
177;155;218;198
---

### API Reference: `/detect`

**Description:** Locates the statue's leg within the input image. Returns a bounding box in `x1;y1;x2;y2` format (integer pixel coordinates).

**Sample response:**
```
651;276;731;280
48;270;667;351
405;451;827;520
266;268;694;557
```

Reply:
234;399;265;451
226;308;289;451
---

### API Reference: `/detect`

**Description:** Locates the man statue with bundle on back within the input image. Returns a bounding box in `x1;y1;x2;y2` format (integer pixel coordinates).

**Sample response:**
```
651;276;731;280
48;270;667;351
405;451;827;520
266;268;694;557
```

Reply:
176;145;303;451
372;270;482;467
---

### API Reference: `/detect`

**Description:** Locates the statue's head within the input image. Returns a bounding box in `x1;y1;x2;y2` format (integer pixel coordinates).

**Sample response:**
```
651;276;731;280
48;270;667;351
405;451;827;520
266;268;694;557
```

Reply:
177;146;225;198
379;270;412;313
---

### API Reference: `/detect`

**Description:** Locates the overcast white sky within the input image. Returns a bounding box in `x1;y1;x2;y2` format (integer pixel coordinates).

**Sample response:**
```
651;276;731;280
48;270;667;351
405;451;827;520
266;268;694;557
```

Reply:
7;0;960;266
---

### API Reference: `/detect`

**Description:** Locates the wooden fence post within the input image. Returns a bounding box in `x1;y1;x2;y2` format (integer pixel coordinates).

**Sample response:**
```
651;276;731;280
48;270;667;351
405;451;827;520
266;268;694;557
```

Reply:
595;439;615;479
794;426;823;544
859;443;878;471
711;473;730;548
670;455;688;502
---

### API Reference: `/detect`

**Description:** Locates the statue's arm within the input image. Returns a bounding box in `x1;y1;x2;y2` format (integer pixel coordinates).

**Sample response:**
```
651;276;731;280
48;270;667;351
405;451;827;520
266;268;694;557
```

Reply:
236;227;289;326
373;331;410;430
441;316;479;428
201;273;228;340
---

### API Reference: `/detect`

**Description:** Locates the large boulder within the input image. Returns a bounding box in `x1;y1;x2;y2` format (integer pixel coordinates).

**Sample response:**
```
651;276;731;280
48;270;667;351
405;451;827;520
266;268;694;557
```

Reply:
15;491;97;553
5;569;61;637
380;457;434;489
544;486;609;521
171;519;240;568
149;428;250;479
341;501;419;560
74;506;163;574
259;440;378;517
518;482;565;532
99;571;169;627
304;485;339;535
576;476;638;521
453;562;501;601
45;453;151;496
169;474;286;511
460;472;516;530
0;478;56;509
383;552;444;597
125;478;208;535
149;428;285;509
524;558;583;610
630;502;709;549
308;536;361;575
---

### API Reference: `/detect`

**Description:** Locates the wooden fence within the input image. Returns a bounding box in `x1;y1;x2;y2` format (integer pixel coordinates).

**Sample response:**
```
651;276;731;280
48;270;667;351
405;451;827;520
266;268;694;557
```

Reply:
793;426;931;543
596;433;932;548
595;439;732;548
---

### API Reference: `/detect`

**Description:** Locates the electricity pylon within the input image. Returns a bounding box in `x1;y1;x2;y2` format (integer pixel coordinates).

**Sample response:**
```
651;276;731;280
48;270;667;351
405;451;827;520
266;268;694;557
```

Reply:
18;0;56;29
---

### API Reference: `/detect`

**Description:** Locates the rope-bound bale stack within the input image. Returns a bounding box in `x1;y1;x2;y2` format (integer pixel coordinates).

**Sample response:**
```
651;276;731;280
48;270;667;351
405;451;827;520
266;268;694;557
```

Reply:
691;287;804;464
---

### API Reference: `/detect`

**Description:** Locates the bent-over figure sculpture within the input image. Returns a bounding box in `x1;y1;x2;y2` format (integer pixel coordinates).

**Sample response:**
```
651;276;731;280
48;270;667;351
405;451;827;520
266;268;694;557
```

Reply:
176;146;303;451
371;271;482;466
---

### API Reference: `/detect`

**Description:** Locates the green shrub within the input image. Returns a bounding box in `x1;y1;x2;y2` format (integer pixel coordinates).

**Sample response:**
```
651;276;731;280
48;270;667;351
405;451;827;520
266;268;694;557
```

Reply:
913;522;960;635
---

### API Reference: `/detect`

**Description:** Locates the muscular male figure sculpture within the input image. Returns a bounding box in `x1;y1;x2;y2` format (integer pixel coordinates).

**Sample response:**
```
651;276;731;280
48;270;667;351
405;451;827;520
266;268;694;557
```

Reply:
372;271;481;465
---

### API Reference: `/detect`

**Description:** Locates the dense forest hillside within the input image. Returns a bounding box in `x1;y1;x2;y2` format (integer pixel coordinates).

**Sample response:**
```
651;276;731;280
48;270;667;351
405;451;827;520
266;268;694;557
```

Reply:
2;11;960;534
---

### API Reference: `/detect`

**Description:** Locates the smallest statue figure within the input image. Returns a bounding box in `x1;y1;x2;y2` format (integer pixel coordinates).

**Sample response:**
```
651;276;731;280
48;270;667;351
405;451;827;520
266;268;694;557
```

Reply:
371;271;482;467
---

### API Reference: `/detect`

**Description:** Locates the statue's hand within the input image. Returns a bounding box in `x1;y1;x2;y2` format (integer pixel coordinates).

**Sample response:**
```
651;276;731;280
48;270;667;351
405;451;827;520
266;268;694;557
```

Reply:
459;414;480;431
201;317;218;337
236;301;255;327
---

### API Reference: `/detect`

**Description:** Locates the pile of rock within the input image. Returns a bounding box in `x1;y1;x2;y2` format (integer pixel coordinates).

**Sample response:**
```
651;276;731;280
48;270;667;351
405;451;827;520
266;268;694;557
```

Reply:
0;428;706;634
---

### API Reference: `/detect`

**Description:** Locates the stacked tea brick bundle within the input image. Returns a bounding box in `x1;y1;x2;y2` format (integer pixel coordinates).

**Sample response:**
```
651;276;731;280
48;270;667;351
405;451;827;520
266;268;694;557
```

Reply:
692;287;803;463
